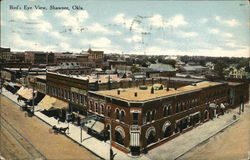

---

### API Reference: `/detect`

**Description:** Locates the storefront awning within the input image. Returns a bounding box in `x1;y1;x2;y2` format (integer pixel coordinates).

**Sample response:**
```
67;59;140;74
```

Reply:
85;120;104;134
16;87;35;100
3;82;9;86
39;95;68;110
130;132;140;147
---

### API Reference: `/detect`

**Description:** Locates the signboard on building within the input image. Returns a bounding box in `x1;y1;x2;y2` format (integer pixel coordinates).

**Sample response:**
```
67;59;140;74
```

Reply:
71;87;87;95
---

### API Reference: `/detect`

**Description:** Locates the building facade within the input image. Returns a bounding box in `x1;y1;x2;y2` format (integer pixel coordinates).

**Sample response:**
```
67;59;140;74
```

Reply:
46;72;89;119
88;81;248;156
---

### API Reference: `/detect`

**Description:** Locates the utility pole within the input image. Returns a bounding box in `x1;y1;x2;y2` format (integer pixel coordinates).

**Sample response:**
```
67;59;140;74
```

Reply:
110;119;113;160
32;83;35;114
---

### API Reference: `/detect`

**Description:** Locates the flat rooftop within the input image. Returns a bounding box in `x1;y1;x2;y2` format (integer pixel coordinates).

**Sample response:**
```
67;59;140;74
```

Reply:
92;81;223;102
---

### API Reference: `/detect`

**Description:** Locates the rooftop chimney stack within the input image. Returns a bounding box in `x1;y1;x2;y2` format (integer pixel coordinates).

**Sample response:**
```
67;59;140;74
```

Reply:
134;92;138;97
117;90;120;95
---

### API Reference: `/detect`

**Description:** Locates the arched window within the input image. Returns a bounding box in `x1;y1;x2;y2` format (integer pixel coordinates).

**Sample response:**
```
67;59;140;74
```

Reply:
145;127;156;146
121;110;125;122
95;103;98;113
115;126;125;145
89;100;92;111
115;109;120;120
163;104;171;117
162;121;171;137
100;104;104;115
107;106;111;117
146;111;150;122
152;110;156;121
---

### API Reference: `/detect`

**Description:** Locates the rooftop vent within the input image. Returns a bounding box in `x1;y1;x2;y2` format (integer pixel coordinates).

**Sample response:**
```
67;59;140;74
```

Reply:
166;87;170;91
151;87;154;94
134;92;138;97
117;90;120;95
175;87;177;90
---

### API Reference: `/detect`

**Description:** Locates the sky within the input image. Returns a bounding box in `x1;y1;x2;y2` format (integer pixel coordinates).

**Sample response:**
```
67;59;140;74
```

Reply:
1;0;249;57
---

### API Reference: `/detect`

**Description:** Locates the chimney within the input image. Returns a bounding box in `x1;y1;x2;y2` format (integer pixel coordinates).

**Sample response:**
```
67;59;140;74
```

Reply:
134;92;138;97
175;87;177;90
117;90;120;95
151;87;154;94
167;86;169;91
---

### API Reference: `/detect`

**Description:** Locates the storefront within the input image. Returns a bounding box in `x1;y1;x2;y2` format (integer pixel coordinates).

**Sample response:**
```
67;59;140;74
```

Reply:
39;95;68;121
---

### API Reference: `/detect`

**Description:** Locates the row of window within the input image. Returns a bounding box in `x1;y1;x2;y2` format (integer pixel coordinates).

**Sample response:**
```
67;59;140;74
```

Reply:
36;83;46;92
48;86;86;106
89;101;126;122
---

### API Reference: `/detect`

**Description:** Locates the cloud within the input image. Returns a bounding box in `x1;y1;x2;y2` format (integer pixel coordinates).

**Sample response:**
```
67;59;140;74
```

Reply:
215;16;240;27
113;13;132;27
223;33;234;38
55;10;89;31
124;35;141;43
50;31;67;40
36;20;53;32
177;31;198;38
149;14;188;28
81;37;112;48
200;18;208;24
167;14;188;27
149;14;165;27
10;10;27;20
88;23;121;35
9;33;55;51
30;10;43;20
208;28;220;34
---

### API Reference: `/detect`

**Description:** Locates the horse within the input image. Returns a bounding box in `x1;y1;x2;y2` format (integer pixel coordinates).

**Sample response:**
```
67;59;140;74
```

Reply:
52;125;60;133
59;127;69;134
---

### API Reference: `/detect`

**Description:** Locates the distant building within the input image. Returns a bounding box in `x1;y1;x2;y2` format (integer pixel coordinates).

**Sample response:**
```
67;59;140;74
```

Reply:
24;51;55;65
149;63;176;77
87;48;104;68
0;47;11;62
224;66;248;79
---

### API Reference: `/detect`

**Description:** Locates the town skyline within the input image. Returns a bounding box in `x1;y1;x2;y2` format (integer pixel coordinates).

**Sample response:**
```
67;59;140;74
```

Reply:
1;0;249;57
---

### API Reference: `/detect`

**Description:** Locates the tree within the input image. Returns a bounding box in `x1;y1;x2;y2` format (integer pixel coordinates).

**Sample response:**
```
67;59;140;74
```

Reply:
130;65;140;73
214;61;227;78
162;59;176;68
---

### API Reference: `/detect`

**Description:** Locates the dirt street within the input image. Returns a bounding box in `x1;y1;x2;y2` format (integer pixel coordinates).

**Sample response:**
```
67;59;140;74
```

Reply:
179;104;250;160
0;95;97;160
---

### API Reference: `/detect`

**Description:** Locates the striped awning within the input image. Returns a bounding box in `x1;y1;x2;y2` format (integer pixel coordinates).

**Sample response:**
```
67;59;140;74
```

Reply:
39;95;68;110
16;87;36;100
130;133;140;147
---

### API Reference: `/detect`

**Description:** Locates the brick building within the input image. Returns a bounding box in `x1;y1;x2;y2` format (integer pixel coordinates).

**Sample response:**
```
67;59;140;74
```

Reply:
87;48;104;68
88;81;248;156
0;47;11;62
46;72;89;120
25;51;55;65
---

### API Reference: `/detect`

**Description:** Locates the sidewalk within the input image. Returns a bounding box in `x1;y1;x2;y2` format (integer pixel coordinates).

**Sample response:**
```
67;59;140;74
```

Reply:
1;88;149;160
146;104;247;160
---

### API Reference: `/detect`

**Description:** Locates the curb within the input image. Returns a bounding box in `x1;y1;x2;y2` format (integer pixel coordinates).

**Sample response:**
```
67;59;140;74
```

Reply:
1;93;105;160
174;118;239;160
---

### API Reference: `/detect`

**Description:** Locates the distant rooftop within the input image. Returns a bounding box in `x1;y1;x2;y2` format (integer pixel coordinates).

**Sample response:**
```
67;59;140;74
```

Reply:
47;72;132;83
91;81;223;102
